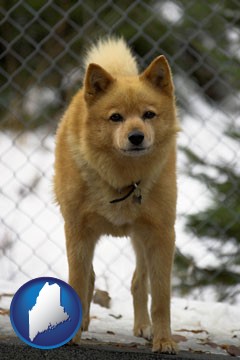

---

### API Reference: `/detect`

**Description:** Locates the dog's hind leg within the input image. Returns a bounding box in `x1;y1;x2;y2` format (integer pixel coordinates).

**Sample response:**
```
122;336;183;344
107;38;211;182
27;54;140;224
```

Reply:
131;236;152;340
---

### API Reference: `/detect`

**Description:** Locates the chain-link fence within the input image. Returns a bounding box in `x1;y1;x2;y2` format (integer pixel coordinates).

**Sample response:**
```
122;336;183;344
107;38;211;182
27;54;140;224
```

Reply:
1;0;240;303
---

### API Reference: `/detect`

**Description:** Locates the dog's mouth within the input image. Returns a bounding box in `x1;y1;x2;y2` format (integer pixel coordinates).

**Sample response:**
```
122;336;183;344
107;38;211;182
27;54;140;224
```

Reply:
120;146;151;157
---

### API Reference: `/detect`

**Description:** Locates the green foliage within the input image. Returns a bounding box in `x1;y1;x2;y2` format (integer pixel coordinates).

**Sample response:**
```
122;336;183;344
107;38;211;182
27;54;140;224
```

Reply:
1;0;240;128
178;127;240;302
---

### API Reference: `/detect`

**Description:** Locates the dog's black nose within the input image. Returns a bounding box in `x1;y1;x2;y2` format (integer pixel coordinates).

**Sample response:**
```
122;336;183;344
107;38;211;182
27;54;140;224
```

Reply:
128;130;144;146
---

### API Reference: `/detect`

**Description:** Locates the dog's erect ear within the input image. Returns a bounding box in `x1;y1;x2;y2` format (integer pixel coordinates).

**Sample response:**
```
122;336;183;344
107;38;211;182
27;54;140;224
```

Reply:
84;63;115;103
140;55;174;96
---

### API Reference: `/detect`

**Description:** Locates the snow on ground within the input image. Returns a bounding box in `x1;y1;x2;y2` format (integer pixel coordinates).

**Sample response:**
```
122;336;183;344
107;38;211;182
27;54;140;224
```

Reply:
0;287;240;356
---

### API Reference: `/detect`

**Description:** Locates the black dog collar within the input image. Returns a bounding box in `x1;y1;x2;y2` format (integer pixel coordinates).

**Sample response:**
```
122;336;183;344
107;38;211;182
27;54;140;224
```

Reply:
110;181;142;204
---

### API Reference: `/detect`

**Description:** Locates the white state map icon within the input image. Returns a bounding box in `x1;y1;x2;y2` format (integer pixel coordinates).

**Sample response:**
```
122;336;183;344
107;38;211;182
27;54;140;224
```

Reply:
28;282;69;341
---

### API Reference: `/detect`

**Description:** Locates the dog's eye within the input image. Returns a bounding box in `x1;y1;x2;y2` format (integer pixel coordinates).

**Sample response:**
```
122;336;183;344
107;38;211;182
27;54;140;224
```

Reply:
109;113;123;122
143;111;156;120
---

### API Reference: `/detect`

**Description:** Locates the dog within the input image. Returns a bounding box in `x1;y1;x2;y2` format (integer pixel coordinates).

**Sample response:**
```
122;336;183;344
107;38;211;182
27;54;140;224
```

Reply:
54;37;180;353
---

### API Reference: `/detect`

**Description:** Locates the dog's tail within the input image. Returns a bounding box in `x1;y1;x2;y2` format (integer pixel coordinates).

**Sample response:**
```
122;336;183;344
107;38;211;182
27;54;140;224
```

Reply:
84;37;139;77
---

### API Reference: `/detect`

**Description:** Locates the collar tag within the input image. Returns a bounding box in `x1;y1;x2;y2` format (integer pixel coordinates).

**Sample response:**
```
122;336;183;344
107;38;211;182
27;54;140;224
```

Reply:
133;183;142;204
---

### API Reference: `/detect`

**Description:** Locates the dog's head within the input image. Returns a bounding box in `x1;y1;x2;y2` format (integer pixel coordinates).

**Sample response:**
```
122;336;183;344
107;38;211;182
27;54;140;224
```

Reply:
82;56;179;184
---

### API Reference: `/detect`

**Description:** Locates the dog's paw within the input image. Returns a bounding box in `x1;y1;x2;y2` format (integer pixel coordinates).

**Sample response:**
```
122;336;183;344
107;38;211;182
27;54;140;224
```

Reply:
68;338;80;346
134;324;153;340
69;328;82;345
69;315;90;345
152;338;178;354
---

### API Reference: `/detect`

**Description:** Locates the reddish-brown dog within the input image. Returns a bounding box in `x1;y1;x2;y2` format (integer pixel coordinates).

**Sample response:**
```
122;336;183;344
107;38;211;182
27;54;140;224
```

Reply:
54;37;180;353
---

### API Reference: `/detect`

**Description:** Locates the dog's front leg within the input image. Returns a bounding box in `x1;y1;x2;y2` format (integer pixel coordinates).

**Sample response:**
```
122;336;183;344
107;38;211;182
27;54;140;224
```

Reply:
65;221;96;344
142;225;177;354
